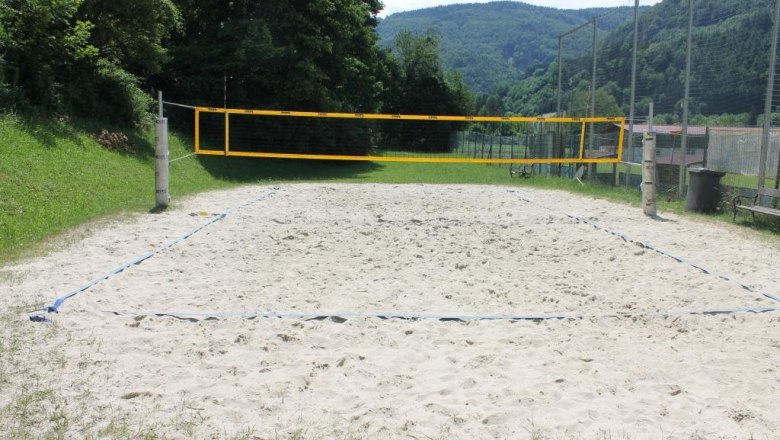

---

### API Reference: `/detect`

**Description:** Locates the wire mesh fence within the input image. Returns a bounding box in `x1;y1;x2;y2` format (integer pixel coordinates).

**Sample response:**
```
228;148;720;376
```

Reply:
546;0;780;202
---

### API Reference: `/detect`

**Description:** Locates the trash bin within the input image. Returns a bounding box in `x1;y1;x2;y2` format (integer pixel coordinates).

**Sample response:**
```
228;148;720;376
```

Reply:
685;168;726;213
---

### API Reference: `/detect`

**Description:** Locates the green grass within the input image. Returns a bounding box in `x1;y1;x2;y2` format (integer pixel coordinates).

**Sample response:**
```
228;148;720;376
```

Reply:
1;113;778;263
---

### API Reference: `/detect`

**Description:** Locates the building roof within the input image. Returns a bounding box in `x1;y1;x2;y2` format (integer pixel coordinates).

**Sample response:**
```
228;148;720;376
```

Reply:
624;124;708;136
656;153;705;166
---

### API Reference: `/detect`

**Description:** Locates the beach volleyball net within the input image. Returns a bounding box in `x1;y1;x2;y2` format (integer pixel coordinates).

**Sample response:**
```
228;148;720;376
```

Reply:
193;106;625;164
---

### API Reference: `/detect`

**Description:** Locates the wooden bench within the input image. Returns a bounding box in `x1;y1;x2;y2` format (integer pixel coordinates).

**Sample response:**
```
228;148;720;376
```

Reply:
733;187;780;222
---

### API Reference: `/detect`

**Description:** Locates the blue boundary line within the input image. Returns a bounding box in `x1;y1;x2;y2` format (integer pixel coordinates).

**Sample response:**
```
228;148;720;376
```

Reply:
103;306;780;323
29;187;279;321
29;186;777;324
511;190;780;304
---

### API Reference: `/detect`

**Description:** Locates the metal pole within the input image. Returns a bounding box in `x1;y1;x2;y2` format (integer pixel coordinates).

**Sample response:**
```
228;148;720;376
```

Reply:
556;18;600;178
649;101;654;132
556;21;597;109
588;17;597;178
557;36;563;117
155;91;169;209
678;0;694;197
590;17;597;126
628;0;639;158
158;90;163;119
555;36;564;176
760;0;780;190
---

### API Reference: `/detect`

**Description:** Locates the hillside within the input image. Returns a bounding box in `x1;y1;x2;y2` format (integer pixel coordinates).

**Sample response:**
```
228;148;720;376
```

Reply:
0;115;212;259
377;1;638;93
489;0;776;121
598;0;774;119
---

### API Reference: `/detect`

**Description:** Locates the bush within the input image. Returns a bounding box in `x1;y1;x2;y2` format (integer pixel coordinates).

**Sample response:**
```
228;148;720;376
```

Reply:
65;60;153;128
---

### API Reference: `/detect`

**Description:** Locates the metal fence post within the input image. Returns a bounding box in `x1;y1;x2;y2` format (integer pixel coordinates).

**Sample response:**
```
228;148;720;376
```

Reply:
588;17;598;179
626;0;640;188
678;0;694;198
760;0;780;190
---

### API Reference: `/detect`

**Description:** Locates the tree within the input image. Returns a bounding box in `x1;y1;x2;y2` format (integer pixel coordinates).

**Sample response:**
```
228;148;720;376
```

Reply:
380;31;474;151
570;85;621;117
78;0;180;76
0;0;180;124
0;0;94;109
159;0;386;155
70;0;181;124
163;0;383;112
0;4;10;99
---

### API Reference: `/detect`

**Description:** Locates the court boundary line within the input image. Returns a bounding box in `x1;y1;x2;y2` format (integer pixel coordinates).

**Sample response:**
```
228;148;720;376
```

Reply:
511;190;780;304
29;187;279;321
102;306;780;323
28;185;777;323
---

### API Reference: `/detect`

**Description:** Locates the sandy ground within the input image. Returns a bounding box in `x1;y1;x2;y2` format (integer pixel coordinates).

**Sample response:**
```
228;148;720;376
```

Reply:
1;183;779;439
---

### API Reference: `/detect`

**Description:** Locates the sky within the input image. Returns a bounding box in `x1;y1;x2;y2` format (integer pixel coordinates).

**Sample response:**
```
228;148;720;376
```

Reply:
379;0;663;17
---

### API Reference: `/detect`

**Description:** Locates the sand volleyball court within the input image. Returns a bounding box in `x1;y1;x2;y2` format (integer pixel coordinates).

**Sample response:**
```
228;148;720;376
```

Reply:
2;183;778;439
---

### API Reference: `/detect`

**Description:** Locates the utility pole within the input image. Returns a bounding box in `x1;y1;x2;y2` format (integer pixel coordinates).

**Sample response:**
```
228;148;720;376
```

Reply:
678;0;694;197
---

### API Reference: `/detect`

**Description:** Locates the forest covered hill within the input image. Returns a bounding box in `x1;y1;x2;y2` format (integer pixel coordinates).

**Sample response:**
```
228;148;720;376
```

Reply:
2;1;777;126
596;0;775;121
379;0;778;124
377;2;639;93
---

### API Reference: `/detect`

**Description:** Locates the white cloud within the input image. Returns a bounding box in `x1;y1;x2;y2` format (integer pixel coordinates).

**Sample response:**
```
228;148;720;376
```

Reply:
379;0;661;18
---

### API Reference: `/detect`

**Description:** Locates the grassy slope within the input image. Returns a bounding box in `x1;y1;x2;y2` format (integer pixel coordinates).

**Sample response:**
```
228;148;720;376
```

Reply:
1;113;777;263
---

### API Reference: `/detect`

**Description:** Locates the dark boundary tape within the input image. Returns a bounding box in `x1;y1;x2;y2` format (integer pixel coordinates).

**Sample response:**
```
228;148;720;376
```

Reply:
511;190;780;304
29;187;279;321
103;305;780;323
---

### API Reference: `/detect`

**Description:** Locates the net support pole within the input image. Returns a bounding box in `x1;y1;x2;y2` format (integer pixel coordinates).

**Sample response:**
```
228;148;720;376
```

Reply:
643;102;657;217
642;129;657;217
155;91;170;209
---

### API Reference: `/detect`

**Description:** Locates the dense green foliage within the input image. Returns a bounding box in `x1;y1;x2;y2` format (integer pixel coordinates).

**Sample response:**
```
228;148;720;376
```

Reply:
477;0;776;122
377;2;638;94
4;0;774;126
379;31;473;151
1;0;474;156
599;0;774;122
0;0;180;125
160;0;384;112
